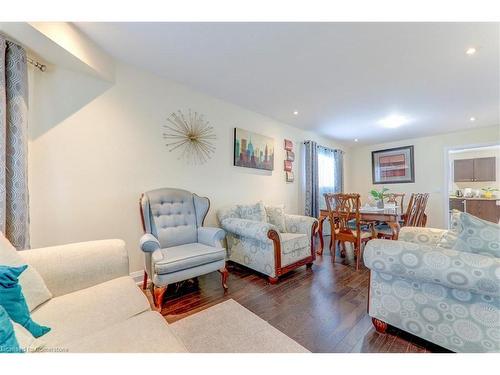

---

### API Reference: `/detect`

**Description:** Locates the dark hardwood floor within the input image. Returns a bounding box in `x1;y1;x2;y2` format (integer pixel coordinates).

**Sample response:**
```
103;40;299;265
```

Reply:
145;236;448;353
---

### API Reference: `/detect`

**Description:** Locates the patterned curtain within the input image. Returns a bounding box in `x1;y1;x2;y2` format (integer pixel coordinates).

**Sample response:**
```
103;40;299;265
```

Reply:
333;149;344;193
304;140;319;218
0;36;30;249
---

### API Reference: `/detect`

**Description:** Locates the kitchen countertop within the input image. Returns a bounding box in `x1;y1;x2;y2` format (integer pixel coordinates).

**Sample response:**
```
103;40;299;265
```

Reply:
449;196;500;201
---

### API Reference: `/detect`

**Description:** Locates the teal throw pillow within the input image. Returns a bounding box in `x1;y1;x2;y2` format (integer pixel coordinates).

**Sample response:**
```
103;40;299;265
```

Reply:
0;305;21;353
0;265;51;338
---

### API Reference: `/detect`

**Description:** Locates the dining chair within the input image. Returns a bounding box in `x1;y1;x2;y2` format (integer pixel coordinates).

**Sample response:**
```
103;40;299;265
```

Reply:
376;193;429;239
385;193;405;210
403;193;429;227
324;193;376;271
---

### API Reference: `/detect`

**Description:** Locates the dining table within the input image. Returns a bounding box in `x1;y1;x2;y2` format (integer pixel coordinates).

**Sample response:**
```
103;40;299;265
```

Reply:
316;206;402;254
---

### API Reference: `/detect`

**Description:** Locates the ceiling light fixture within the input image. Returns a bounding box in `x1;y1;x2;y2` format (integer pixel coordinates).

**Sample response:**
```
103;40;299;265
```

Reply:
354;138;359;142
465;47;477;56
293;111;299;115
377;114;411;129
470;116;476;122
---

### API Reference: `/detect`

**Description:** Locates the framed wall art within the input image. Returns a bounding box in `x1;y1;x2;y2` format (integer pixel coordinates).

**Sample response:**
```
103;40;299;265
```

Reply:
372;145;415;184
234;128;274;171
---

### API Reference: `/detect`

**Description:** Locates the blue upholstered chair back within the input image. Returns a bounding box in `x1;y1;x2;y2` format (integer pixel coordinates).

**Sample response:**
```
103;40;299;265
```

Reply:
140;188;209;248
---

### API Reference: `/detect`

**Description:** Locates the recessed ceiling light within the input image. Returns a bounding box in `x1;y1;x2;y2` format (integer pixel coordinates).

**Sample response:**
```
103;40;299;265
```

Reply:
377;114;411;129
293;111;299;115
466;47;477;56
354;138;359;142
470;116;476;122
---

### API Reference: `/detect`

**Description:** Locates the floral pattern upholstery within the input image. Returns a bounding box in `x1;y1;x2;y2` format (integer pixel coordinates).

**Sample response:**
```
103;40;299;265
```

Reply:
265;205;286;232
364;226;500;353
218;205;317;278
236;201;267;222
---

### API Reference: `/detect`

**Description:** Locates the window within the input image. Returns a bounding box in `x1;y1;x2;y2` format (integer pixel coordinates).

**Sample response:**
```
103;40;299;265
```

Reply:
318;147;339;209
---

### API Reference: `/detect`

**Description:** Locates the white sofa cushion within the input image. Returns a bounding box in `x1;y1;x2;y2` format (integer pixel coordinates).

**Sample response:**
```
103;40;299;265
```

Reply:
12;322;46;352
31;276;150;347
63;311;188;353
0;234;52;311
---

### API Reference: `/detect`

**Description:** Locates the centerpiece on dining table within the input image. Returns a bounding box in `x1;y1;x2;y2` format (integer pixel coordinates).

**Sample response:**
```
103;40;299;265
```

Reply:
370;187;389;209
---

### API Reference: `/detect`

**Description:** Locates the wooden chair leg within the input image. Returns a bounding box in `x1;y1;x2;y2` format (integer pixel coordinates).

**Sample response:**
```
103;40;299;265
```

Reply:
219;267;229;291
153;285;167;311
355;240;361;271
142;271;148;290
372;317;388;333
340;242;346;257
268;276;279;284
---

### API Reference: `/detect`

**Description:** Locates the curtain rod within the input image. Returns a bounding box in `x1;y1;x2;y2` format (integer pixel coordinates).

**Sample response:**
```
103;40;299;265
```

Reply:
27;56;47;72
1;33;46;72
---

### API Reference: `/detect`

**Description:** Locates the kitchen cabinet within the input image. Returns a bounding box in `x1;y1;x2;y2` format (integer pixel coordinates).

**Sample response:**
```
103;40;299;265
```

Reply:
453;157;496;182
450;198;500;223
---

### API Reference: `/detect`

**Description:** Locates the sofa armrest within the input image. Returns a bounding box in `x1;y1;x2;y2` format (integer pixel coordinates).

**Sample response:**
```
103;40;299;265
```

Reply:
398;227;447;246
220;218;278;242
140;233;161;253
364;239;500;297
198;227;225;248
20;240;129;297
285;214;318;237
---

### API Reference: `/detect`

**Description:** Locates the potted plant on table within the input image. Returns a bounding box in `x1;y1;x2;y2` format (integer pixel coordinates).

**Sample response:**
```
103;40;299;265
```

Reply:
482;187;499;199
370;187;389;208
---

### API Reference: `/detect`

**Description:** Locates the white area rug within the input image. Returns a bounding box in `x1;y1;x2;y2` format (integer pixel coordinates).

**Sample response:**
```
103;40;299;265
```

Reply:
170;299;309;353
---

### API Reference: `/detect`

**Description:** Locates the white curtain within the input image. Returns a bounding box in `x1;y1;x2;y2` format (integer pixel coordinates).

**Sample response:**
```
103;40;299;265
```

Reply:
318;146;344;209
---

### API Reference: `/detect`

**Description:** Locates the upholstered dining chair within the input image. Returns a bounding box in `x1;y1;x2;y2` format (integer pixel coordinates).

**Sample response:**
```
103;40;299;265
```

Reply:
139;188;228;310
324;193;376;270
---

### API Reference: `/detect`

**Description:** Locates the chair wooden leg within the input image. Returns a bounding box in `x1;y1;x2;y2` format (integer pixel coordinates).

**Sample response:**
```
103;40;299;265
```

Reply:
340;242;346;258
306;262;313;269
268;276;279;284
153;285;167;311
355;240;361;271
142;271;148;290
219;267;229;291
372;317;388;333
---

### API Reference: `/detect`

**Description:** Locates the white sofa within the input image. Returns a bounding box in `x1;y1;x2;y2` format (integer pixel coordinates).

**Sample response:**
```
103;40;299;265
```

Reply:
1;236;187;353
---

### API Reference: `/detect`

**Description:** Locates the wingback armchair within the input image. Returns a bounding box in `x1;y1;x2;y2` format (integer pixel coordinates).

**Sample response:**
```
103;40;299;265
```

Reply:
139;188;228;309
217;203;318;284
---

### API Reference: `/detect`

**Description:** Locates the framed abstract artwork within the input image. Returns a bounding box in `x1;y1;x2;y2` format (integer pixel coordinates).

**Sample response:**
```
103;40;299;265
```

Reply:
233;128;274;171
284;160;292;172
284;139;293;151
286;150;295;162
372;145;415;184
286;171;294;183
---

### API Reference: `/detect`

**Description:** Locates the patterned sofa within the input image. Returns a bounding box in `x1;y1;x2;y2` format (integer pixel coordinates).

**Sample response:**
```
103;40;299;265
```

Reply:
217;203;318;283
364;224;500;353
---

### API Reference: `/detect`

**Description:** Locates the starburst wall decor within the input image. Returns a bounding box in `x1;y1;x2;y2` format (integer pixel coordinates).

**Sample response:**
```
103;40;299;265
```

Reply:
162;110;216;164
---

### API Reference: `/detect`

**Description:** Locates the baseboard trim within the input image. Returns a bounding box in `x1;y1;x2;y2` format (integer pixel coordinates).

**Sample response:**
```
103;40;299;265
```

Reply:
130;270;145;285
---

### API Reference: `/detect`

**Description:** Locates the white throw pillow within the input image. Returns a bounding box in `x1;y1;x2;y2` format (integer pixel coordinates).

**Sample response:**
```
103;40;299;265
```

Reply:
449;211;500;258
265;205;287;233
237;201;267;222
437;210;461;249
12;322;46;352
0;233;52;311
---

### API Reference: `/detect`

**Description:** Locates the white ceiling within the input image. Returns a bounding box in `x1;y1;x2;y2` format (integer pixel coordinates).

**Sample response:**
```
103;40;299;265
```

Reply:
75;22;499;145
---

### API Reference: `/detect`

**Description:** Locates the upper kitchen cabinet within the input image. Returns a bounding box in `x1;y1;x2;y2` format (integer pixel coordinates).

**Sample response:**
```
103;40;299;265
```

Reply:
474;157;496;182
453;157;496;182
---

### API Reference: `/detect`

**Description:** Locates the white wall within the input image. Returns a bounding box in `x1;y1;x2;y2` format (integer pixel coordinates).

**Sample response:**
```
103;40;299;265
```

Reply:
28;63;344;273
346;125;500;229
